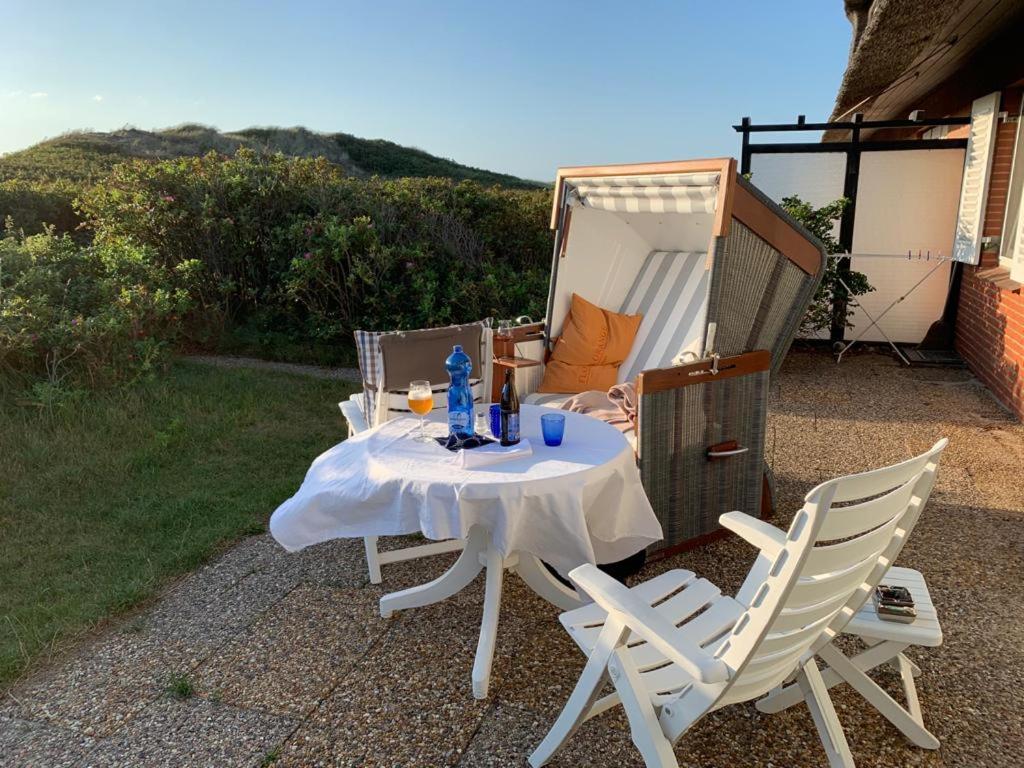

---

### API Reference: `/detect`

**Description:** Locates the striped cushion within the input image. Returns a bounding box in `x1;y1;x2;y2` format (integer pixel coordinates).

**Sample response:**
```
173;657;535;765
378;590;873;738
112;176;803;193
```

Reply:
617;251;710;383
353;329;389;425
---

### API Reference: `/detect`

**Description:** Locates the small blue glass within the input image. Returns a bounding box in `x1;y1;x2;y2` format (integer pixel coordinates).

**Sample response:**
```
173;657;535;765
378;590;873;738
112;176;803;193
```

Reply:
489;403;502;439
541;413;566;447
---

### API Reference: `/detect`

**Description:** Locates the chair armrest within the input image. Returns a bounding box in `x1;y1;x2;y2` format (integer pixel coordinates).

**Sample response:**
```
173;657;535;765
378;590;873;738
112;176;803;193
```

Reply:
568;564;730;684
339;398;369;435
636;350;772;397
719;511;785;558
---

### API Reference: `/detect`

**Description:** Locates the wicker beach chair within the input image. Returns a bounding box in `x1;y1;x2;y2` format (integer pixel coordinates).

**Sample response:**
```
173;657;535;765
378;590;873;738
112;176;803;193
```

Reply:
521;159;826;555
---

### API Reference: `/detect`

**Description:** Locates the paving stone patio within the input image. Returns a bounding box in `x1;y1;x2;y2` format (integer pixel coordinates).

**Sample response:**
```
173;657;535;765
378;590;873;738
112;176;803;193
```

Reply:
3;349;1023;767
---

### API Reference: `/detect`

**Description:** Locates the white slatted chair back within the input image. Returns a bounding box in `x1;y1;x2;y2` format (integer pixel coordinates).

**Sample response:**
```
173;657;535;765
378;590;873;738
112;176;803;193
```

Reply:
712;440;947;710
810;438;947;654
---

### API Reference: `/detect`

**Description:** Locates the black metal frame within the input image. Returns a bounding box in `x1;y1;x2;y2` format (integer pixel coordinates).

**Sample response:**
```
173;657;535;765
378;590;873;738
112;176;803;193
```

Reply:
735;113;971;343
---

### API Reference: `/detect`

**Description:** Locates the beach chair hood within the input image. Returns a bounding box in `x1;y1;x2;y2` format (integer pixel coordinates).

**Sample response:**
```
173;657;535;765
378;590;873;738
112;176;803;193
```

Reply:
546;158;824;379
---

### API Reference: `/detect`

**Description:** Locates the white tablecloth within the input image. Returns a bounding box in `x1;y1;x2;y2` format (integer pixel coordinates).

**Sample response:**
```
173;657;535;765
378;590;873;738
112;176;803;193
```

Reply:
270;405;662;573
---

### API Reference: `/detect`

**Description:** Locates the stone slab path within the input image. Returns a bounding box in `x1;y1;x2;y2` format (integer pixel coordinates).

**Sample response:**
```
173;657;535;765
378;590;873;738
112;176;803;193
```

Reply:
3;350;1023;767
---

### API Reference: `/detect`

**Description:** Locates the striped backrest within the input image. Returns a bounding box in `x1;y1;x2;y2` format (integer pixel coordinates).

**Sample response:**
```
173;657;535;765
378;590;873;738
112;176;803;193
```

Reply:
617;251;710;383
713;440;947;707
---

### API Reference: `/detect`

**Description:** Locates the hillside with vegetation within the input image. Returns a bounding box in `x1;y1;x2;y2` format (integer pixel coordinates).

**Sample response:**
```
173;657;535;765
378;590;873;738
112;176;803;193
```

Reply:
0;124;540;188
0;130;553;689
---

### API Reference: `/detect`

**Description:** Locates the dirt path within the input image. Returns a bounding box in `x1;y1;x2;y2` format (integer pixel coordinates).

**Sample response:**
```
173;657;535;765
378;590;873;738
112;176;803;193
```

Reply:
186;354;362;382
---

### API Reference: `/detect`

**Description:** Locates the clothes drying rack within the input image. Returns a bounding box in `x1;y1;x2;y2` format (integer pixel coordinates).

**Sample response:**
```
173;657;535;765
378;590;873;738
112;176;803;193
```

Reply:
834;251;950;365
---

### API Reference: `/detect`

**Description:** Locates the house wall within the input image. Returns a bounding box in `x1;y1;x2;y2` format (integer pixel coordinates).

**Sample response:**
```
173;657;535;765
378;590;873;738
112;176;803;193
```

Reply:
955;89;1024;418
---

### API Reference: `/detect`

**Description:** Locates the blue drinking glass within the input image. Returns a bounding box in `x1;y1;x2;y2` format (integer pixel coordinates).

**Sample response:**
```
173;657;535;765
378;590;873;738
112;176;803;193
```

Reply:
490;403;502;439
541;413;566;447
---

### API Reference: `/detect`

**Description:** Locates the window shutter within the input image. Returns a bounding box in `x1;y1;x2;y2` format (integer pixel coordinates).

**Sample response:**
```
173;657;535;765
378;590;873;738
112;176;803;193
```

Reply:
952;92;1000;264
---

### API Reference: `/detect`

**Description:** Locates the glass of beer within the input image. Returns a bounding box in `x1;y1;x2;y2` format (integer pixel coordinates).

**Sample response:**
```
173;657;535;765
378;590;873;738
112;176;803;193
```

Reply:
408;380;433;442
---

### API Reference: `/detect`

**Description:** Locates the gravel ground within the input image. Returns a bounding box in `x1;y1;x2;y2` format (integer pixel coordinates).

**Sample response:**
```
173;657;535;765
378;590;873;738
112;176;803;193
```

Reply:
3;348;1023;767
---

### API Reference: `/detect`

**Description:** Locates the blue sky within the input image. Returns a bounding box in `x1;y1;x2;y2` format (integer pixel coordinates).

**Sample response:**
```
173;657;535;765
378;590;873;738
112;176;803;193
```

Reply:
0;1;852;181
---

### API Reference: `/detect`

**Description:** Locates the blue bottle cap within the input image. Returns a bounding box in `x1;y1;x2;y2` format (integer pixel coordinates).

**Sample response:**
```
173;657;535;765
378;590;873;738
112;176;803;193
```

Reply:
453;345;463;352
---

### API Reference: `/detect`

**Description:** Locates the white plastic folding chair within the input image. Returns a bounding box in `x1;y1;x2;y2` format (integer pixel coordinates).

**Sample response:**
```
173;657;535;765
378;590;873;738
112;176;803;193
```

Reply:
530;440;947;768
339;322;493;584
756;439;947;751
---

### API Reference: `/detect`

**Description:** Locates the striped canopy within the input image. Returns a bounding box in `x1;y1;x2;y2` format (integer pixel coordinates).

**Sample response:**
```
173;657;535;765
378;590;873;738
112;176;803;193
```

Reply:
567;172;720;214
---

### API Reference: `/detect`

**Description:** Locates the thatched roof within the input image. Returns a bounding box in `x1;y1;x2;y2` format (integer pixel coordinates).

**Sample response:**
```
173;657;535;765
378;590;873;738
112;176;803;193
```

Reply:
830;0;1024;127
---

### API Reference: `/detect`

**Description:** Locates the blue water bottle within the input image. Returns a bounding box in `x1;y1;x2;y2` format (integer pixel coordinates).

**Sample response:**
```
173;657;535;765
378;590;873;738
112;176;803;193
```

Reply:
445;345;475;439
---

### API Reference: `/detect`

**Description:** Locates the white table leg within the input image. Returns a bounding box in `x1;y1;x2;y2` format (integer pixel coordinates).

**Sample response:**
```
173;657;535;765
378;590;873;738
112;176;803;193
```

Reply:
379;526;486;618
513;553;585;611
472;541;505;699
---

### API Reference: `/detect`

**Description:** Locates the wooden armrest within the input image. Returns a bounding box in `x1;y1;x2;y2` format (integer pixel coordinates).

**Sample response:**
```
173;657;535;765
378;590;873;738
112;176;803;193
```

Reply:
719;511;785;557
636;350;771;396
568;564;731;684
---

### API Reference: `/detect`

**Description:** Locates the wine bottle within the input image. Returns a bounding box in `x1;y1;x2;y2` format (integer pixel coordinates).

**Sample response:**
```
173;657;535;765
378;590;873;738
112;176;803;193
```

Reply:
500;368;520;446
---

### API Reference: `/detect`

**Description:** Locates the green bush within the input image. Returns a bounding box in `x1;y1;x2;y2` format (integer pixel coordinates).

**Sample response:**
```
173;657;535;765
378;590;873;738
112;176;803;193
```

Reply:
2;149;553;389
779;195;872;336
0;180;82;237
78;150;553;348
0;229;194;390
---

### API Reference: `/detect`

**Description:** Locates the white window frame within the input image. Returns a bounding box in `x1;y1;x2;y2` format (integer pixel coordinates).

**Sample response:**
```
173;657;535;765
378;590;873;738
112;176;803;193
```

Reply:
1001;110;1024;272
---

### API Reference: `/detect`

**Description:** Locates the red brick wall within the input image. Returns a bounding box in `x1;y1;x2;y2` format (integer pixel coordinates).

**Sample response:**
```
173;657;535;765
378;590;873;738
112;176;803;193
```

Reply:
955;90;1024;418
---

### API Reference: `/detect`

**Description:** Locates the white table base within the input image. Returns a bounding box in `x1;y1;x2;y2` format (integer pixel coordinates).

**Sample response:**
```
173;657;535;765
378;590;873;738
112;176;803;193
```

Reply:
378;524;585;698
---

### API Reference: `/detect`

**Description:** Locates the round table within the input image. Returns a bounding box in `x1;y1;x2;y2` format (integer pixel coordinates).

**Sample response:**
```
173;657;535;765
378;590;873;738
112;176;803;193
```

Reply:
270;404;662;698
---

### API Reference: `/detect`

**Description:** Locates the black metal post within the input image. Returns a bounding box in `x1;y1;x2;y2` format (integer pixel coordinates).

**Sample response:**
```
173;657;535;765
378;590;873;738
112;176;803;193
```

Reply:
832;113;863;346
740;117;751;175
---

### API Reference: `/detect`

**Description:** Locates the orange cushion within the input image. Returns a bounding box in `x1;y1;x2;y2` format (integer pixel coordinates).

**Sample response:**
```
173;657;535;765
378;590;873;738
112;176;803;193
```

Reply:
537;294;642;394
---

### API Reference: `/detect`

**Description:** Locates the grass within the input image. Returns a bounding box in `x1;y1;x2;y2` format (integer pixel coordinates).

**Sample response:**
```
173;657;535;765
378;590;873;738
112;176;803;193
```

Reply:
0;359;359;689
165;673;196;699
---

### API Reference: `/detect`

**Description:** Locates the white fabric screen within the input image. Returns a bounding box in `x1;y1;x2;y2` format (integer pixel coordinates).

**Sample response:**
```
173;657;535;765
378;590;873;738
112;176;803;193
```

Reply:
748;152;847;241
567;172;719;214
952;92;1000;264
844;149;963;344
